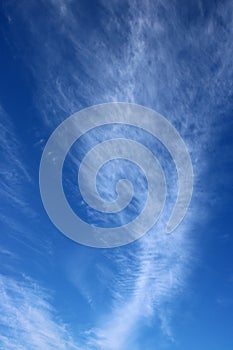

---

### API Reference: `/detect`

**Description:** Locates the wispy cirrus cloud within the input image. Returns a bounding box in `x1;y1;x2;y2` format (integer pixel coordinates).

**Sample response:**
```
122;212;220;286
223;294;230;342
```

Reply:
0;105;35;238
1;0;233;348
0;273;81;350
84;218;193;348
0;105;32;209
0;105;52;255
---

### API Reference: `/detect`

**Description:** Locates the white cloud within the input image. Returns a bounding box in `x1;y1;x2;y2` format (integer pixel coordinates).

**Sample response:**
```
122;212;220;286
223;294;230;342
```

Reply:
2;0;233;348
0;105;32;207
0;274;81;350
0;106;52;255
85;217;193;349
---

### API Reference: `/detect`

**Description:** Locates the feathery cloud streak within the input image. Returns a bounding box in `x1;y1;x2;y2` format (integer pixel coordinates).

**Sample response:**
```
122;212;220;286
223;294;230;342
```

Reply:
1;0;233;348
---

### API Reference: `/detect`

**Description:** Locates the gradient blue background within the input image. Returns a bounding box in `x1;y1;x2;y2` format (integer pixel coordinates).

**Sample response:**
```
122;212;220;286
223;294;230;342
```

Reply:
0;0;233;349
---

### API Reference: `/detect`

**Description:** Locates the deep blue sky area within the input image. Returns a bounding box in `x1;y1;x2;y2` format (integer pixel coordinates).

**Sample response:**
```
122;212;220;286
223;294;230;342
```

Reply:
0;1;233;349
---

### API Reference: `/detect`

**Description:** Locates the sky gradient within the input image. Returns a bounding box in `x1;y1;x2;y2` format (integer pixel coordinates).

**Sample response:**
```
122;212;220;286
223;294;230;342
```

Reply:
0;0;233;349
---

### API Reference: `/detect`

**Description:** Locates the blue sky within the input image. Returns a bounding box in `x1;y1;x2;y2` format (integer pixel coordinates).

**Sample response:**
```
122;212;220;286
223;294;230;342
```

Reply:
0;0;233;349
